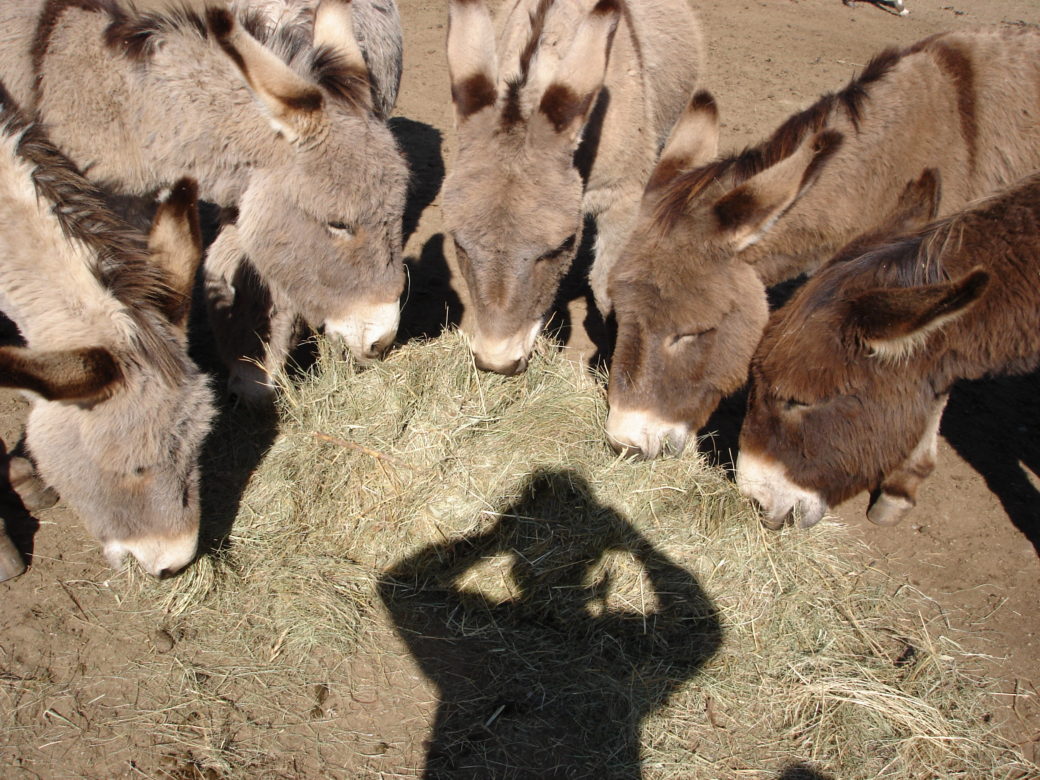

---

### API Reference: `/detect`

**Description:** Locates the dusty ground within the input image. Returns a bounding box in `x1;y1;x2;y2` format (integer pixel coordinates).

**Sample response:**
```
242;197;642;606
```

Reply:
1;0;1039;775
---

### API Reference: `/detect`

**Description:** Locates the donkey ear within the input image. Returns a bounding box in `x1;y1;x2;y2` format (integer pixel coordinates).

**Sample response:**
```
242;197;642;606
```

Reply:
207;8;325;143
0;346;122;404
646;91;720;193
851;268;989;358
533;0;620;143
447;0;499;123
312;0;373;113
713;129;843;251
148;178;203;330
886;168;942;234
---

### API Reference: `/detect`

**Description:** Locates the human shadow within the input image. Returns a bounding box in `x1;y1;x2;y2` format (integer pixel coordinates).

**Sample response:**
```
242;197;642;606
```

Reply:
940;369;1040;556
380;469;722;778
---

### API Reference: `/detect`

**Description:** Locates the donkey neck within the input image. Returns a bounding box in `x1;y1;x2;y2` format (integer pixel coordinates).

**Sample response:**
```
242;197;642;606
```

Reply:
35;6;292;203
916;180;1040;388
0;130;137;352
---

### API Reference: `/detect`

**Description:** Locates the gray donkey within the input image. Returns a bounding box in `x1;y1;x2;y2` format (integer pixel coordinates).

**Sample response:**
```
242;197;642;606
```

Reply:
0;89;215;579
1;0;408;403
443;0;703;374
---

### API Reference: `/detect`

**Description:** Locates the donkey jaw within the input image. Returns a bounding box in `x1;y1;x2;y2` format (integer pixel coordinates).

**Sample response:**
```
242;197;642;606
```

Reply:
325;302;400;362
104;531;198;578
605;408;691;459
735;450;828;530
470;320;543;376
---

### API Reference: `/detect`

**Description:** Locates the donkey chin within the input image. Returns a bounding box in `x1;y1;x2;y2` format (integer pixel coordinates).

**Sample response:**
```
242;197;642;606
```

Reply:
103;530;199;579
470;320;543;376
735;450;829;530
605;408;692;459
324;302;400;363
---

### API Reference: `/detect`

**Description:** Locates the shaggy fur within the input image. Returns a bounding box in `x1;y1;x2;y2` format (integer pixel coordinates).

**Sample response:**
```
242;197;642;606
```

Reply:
443;0;703;374
0;89;215;576
0;0;408;401
606;28;1040;457
738;172;1040;527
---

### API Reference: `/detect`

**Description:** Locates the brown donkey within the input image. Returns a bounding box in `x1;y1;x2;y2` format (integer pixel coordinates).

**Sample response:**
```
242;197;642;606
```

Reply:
605;28;1040;458
0;89;215;578
443;0;703;374
736;172;1040;530
0;0;408;403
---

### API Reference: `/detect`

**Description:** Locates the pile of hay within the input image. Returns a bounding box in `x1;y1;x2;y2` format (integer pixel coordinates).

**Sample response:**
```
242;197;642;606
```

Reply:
114;332;1033;777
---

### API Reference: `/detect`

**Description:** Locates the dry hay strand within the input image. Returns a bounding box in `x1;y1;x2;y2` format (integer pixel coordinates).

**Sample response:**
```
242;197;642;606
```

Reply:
104;331;1036;777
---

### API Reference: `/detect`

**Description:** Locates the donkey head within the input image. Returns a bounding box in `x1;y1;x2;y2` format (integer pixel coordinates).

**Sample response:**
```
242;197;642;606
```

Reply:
4;179;215;577
606;100;845;457
209;1;408;362
737;251;987;529
443;0;620;375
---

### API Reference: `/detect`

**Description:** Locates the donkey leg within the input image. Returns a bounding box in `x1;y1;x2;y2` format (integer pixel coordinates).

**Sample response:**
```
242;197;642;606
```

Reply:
868;394;948;526
586;189;641;318
5;453;58;512
204;226;281;405
0;523;25;582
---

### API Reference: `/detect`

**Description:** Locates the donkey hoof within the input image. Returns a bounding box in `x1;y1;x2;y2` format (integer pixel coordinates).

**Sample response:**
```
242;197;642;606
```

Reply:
867;492;913;526
0;533;26;582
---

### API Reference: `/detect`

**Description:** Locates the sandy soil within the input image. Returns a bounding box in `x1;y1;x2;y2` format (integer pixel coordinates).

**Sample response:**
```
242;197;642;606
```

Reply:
1;0;1039;774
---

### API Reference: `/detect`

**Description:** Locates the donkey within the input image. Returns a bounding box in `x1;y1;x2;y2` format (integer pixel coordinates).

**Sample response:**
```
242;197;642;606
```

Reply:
443;0;703;375
0;89;215;577
736;172;1040;530
2;0;408;402
0;448;59;582
605;28;1040;458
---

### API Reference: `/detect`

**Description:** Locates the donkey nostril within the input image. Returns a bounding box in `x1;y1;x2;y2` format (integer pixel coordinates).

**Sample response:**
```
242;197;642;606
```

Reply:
157;567;174;579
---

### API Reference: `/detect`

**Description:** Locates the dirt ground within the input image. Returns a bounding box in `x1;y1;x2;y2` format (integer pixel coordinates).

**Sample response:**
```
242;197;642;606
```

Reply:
2;0;1039;775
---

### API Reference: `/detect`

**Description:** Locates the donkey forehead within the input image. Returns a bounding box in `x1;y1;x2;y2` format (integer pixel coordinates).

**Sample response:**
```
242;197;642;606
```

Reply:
83;369;215;470
446;140;581;214
275;125;408;216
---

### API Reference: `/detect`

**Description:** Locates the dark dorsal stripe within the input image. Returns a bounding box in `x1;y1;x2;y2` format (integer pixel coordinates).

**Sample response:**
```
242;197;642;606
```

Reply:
652;44;908;230
103;4;209;62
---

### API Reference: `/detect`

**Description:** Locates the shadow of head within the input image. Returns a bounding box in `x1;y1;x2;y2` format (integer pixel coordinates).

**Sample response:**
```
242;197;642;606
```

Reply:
778;762;834;780
389;117;445;245
379;468;722;775
399;233;464;342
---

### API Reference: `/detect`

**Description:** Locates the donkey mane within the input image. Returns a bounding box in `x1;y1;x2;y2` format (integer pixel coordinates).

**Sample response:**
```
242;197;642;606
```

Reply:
801;213;967;317
652;43;911;230
0;86;186;381
39;0;370;110
499;0;557;129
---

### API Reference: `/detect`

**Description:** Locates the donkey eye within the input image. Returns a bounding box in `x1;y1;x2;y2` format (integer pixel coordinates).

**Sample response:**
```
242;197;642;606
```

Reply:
782;398;811;412
537;234;577;262
326;220;356;236
671;328;715;347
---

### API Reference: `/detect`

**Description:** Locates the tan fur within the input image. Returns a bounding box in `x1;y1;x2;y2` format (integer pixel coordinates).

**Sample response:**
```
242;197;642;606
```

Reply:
0;95;215;576
443;0;703;374
0;0;407;400
607;28;1040;457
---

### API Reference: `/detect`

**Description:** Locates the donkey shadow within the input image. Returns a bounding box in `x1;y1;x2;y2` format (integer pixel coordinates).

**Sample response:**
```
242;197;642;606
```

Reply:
940;369;1040;556
379;469;722;778
388;118;465;342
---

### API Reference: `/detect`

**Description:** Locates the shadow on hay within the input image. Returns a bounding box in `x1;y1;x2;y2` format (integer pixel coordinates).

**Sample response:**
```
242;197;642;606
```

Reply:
778;763;834;780
379;469;722;778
